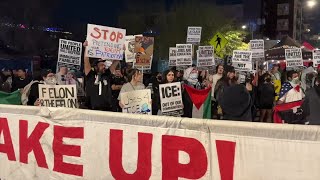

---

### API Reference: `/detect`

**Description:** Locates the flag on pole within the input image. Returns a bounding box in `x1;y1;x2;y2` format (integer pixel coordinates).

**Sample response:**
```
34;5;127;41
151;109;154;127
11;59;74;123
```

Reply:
0;90;21;105
183;85;211;119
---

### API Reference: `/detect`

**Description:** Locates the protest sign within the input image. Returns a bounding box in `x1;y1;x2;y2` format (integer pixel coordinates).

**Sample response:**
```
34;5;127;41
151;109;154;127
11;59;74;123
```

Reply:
313;49;320;67
176;44;193;66
232;50;253;71
2;105;320;179
197;46;215;67
159;82;183;116
186;26;202;44
120;89;152;115
124;35;136;63
169;47;177;67
233;61;253;72
86;24;126;60
57;39;82;72
38;84;78;108
250;40;264;59
285;49;303;67
134;36;154;70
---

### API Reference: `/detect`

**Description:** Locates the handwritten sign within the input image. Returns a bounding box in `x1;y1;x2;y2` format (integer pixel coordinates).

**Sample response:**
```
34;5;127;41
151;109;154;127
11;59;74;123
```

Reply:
313;49;320;67
187;26;202;44
159;82;183;116
120;89;152;115
134;36;154;70
86;24;126;60
197;46;215;67
38;84;78;108
176;44;193;66
57;39;82;71
285;49;303;67
169;47;177;67
250;40;264;59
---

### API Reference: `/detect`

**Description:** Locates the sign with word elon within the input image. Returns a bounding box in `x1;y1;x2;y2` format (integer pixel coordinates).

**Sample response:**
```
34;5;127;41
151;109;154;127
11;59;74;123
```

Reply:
250;39;264;59
159;82;183;116
176;44;193;66
313;49;320;67
86;24;126;60
186;26;202;45
57;39;82;72
120;89;152;115
285;48;303;67
38;84;78;108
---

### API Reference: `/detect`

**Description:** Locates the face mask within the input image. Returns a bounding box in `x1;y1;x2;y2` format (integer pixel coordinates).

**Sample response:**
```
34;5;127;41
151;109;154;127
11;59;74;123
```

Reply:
189;73;198;80
45;77;57;85
292;77;300;84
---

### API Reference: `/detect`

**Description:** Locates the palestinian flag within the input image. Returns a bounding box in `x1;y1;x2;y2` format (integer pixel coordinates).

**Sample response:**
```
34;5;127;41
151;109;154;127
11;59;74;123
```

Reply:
183;85;211;119
0;90;21;105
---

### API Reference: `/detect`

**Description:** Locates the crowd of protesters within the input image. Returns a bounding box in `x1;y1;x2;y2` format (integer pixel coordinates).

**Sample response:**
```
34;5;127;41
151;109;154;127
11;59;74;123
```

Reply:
1;42;320;125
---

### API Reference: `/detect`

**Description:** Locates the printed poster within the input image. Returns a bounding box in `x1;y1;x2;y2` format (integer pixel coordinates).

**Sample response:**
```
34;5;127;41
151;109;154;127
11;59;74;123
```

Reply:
159;82;183;116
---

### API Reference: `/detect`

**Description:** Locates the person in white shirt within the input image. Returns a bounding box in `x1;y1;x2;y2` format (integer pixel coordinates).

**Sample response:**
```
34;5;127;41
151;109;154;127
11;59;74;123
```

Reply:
278;71;304;104
209;64;224;98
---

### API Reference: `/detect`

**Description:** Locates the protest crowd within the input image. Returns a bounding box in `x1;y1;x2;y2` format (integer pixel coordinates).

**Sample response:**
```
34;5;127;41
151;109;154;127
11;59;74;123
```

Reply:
1;24;320;125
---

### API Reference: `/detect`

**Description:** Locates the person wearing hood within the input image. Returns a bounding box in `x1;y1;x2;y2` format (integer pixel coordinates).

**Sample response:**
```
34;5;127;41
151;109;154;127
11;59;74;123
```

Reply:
183;67;202;89
278;71;304;104
217;68;252;121
301;74;320;125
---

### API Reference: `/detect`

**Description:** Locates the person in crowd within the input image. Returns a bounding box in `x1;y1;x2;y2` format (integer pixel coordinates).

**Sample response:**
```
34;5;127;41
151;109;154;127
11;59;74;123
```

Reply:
243;74;257;121
0;68;13;92
56;66;68;85
210;64;224;97
65;69;85;96
83;41;117;111
301;62;316;92
278;70;304;104
271;64;281;81
110;67;126;112
218;72;252;121
302;74;320;125
151;72;162;115
175;70;183;82
258;73;276;122
11;68;31;92
183;67;202;89
27;69;57;106
118;68;145;109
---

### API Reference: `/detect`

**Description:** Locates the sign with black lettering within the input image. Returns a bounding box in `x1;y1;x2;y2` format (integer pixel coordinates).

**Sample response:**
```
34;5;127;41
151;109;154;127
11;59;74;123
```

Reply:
197;46;215;67
186;26;202;45
39;85;78;108
250;40;264;59
233;62;253;72
313;49;320;67
57;39;82;72
232;50;252;62
120;89;152;115
176;44;193;66
285;49;303;67
169;47;177;67
159;82;183;116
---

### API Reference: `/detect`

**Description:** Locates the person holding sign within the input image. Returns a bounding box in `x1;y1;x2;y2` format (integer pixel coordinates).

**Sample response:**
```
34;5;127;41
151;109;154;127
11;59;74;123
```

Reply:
118;68;145;109
83;41;117;111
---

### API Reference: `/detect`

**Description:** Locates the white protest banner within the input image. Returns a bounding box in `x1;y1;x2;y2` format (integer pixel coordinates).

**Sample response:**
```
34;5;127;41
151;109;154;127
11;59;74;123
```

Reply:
169;47;177;67
197;46;215;67
57;39;82;72
313;49;320;67
187;26;202;44
134;36;154;70
38;84;78;108
249;39;264;59
124;35;136;63
285;48;303;67
232;50;252;62
233;61;253;72
159;82;183;116
2;105;320;179
120;89;152;115
176;44;193;66
86;24;126;60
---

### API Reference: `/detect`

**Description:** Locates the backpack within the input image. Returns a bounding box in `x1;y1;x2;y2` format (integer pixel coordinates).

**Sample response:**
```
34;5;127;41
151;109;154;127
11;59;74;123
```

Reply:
21;80;40;105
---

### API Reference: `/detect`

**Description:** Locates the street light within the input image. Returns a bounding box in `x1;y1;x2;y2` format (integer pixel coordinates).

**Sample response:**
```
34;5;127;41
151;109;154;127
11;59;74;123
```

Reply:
241;25;247;29
307;0;317;8
300;0;317;42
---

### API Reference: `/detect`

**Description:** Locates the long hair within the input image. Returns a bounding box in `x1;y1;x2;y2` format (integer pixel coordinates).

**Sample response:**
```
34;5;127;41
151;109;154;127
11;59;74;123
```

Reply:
126;68;141;82
162;69;176;84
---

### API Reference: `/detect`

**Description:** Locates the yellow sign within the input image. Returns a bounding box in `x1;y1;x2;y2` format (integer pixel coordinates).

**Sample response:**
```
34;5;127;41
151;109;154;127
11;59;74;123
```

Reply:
273;80;281;101
209;32;228;53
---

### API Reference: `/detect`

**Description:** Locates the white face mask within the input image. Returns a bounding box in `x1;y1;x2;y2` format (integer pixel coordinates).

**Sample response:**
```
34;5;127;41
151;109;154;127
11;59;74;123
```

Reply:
189;73;198;80
45;77;57;85
292;77;300;85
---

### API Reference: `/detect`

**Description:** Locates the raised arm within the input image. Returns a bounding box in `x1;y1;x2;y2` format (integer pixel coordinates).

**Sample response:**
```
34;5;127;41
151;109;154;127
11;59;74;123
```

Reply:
83;41;91;76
